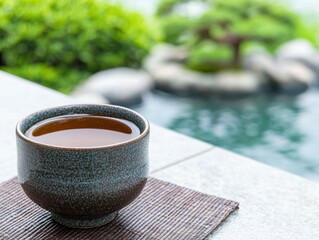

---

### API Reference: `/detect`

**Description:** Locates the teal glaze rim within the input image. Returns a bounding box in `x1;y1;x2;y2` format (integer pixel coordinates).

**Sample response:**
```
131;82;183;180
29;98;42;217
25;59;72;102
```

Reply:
16;104;150;150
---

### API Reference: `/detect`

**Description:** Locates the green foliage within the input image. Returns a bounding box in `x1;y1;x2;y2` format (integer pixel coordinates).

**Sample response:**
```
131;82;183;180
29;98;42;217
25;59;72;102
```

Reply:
157;0;192;16
1;64;90;93
156;0;307;72
0;0;158;92
187;41;233;72
203;0;297;51
294;19;319;48
156;0;197;44
160;15;192;44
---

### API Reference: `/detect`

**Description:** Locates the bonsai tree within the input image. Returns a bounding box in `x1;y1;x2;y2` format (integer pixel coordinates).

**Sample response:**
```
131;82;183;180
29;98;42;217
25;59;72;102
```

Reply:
157;0;299;71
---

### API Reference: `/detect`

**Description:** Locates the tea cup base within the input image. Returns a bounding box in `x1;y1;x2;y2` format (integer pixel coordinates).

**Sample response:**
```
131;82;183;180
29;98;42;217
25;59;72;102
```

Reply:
51;211;118;228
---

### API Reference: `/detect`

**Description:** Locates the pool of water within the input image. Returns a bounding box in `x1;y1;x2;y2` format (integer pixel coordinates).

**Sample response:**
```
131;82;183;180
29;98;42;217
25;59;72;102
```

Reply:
133;90;319;181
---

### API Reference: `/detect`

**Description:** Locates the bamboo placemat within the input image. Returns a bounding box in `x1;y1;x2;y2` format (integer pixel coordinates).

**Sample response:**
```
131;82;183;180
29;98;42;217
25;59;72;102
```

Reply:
0;177;238;240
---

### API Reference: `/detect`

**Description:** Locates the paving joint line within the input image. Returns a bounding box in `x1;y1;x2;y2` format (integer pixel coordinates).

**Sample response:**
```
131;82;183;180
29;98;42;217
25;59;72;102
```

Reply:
151;146;215;174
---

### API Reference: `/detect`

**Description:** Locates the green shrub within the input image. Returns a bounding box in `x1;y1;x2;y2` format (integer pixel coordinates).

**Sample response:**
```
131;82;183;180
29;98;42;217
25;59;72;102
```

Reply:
156;0;309;72
159;15;192;45
295;19;319;48
187;41;234;72
0;0;158;92
1;64;90;93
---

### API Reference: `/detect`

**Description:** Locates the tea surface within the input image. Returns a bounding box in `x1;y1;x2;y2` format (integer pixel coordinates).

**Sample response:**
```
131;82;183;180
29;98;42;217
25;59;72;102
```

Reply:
25;115;140;147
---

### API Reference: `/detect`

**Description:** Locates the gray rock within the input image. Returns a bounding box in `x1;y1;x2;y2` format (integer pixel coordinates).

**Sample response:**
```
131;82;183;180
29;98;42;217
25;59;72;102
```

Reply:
243;52;274;73
244;51;316;94
213;71;267;97
73;68;153;107
276;39;319;75
271;61;316;94
71;92;109;104
153;63;265;97
148;42;316;97
152;63;211;95
143;44;188;75
277;39;316;59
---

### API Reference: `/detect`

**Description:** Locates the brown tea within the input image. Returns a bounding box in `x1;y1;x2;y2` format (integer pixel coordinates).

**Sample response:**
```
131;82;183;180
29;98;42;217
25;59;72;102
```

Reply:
25;115;140;147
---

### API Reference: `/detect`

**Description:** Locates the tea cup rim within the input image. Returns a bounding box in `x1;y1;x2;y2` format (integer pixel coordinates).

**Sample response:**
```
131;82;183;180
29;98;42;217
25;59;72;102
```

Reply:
16;103;150;150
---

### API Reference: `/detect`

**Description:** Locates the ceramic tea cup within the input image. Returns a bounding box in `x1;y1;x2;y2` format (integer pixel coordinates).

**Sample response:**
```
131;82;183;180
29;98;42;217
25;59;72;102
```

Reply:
16;104;149;228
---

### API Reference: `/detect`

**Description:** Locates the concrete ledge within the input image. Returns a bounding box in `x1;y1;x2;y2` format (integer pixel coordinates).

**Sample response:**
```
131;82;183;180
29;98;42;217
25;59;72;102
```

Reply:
0;71;212;181
1;71;319;239
153;147;319;239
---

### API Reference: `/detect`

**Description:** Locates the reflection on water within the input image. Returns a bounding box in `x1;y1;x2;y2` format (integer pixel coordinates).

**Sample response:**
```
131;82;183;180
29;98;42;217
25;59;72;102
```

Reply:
133;90;319;181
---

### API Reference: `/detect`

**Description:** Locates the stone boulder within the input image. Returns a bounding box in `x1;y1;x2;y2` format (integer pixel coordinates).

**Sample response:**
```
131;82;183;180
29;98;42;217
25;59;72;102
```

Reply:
243;52;274;74
72;68;153;107
270;61;316;94
152;63;211;95
213;71;267;97
145;43;316;98
244;52;316;94
143;44;188;75
276;39;319;76
153;63;265;97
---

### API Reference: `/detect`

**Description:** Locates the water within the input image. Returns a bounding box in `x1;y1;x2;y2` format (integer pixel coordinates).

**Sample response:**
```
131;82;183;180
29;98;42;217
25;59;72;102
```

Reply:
120;0;319;180
133;90;319;181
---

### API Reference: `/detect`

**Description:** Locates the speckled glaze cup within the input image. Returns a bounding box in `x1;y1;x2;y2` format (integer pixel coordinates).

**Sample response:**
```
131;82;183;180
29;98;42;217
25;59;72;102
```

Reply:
16;104;149;228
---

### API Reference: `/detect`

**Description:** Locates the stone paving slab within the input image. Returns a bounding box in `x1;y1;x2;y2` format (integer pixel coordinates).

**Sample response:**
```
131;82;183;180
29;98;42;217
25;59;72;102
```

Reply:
0;72;76;182
149;124;212;172
3;71;319;239
153;147;319;240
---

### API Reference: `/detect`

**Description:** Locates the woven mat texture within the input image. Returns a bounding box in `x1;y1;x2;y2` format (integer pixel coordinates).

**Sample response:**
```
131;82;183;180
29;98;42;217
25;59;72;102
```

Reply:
0;177;238;240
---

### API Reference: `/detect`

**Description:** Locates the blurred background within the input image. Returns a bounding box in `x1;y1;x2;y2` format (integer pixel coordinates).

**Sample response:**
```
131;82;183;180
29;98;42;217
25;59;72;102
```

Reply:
1;0;319;181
